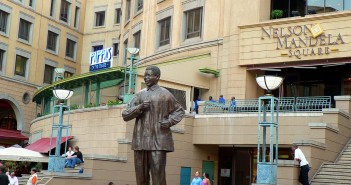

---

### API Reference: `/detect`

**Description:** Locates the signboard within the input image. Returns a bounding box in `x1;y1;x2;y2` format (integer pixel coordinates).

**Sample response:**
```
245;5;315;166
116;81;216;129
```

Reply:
89;47;113;72
220;169;230;177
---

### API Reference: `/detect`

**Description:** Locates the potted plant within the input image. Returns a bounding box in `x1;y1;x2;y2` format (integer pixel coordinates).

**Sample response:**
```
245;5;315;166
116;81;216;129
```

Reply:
271;9;283;19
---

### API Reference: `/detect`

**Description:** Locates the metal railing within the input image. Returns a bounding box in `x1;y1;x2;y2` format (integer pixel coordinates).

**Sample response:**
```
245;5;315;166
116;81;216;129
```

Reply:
204;96;331;113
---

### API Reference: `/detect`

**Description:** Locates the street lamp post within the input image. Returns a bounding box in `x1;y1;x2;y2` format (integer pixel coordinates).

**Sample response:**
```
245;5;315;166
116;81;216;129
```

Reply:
256;75;283;185
48;69;74;172
123;48;140;103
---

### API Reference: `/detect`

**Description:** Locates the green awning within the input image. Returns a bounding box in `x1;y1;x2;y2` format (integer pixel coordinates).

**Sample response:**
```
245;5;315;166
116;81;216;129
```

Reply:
199;67;220;77
33;67;125;103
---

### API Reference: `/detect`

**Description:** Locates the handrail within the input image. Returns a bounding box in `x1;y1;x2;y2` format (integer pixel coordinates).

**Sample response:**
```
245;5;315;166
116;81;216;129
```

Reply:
204;96;332;113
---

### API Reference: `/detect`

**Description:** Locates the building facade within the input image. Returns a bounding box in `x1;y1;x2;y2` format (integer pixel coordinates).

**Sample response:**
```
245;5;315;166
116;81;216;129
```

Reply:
0;0;84;146
9;0;351;184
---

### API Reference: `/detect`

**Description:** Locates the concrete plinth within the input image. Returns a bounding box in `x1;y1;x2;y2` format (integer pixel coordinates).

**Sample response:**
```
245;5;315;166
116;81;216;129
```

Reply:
48;156;66;172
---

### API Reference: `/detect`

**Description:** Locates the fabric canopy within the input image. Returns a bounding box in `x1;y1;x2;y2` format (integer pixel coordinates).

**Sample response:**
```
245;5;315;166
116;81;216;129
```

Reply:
0;129;28;140
25;136;73;153
0;147;48;162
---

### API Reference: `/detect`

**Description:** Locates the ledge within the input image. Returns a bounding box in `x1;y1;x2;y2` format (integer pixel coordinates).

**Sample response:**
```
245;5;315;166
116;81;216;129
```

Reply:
308;122;339;133
277;159;299;167
117;138;131;144
84;154;127;162
293;140;326;149
171;127;185;134
334;96;351;101
42;171;92;179
322;108;350;119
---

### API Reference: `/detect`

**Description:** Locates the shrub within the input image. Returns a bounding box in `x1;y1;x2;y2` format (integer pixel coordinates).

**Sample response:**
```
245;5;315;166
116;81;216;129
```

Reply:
271;9;283;19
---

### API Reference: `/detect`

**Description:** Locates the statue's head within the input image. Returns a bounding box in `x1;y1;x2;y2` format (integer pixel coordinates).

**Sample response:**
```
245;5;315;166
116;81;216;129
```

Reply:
144;65;160;88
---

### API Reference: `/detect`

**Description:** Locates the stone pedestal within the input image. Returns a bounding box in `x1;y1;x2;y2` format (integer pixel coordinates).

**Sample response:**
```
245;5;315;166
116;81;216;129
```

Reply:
48;156;66;172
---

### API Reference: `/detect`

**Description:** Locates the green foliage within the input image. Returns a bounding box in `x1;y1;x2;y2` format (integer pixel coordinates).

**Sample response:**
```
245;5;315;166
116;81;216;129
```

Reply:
4;161;19;171
70;104;80;110
34;162;43;172
271;9;283;19
107;99;123;106
84;103;98;108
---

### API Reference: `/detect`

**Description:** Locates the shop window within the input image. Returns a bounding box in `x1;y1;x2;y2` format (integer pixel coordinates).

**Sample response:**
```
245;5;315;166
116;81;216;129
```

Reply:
95;11;105;27
43;64;55;84
60;0;70;23
159;17;171;47
185;8;202;39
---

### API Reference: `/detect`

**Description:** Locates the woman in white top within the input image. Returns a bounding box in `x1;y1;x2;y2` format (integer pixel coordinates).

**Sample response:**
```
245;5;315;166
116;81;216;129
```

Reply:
8;171;19;185
65;146;74;157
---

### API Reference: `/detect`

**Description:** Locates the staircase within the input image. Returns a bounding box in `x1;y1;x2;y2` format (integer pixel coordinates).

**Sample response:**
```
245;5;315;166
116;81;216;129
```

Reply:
18;168;83;185
311;141;351;184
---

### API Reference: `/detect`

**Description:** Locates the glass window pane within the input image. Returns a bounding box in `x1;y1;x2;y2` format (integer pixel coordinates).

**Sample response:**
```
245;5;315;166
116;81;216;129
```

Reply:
308;0;325;14
66;39;76;58
346;0;351;10
44;65;54;84
325;0;343;12
0;50;3;71
0;10;8;33
15;55;27;77
19;19;31;41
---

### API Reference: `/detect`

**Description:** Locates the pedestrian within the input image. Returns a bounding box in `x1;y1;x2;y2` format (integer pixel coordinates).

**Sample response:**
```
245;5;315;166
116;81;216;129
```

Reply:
108;182;114;185
0;166;9;185
202;172;211;185
194;96;201;114
26;168;37;185
8;171;19;185
208;96;216;102
292;145;310;185
191;171;202;185
218;95;225;104
122;65;185;185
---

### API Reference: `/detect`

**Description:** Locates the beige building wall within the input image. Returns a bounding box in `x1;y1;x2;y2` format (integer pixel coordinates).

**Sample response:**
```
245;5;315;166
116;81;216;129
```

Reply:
0;0;84;134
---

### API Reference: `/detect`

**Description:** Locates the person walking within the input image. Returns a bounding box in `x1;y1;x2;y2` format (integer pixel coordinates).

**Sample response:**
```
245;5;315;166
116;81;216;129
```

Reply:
191;171;202;185
0;166;9;185
202;172;211;185
292;145;310;185
8;171;19;185
26;168;37;185
122;65;185;185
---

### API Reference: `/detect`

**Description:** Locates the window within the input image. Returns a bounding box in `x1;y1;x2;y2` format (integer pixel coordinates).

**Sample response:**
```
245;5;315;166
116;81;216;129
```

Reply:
29;0;35;8
47;31;58;52
92;45;103;52
64;71;73;78
0;49;4;71
113;43;119;56
159;17;171;46
136;0;143;12
43;65;55;84
185;8;202;39
74;6;80;28
60;0;70;23
50;0;55;17
307;0;350;14
15;55;28;77
123;39;128;64
125;0;131;21
66;39;76;59
133;31;141;50
0;10;9;34
115;8;121;24
95;11;105;27
18;19;32;42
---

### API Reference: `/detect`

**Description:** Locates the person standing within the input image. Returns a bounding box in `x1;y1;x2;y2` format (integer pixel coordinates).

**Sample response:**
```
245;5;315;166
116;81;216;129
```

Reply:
26;168;37;185
66;146;84;168
8;171;19;185
0;166;9;185
191;171;202;185
218;95;225;104
122;65;185;185
194;96;201;114
292;145;310;185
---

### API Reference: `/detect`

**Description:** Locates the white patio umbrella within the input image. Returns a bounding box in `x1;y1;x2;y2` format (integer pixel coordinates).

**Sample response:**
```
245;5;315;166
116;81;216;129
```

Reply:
0;147;48;162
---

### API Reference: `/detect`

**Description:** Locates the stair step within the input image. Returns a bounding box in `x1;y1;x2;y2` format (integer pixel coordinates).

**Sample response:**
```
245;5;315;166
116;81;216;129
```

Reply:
312;178;351;184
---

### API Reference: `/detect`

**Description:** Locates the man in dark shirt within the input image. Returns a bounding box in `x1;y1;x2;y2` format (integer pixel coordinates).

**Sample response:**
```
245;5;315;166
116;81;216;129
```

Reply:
122;65;185;185
0;166;9;185
66;146;83;168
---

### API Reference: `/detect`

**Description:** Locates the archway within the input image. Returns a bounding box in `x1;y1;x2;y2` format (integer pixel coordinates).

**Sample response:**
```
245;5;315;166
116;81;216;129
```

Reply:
0;95;25;131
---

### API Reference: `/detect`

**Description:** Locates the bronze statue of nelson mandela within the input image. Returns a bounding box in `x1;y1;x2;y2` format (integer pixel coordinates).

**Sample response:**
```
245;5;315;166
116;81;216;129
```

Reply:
122;65;185;185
